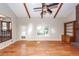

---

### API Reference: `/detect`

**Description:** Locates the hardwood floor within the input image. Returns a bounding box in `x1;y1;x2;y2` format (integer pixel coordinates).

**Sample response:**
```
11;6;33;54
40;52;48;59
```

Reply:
0;40;79;56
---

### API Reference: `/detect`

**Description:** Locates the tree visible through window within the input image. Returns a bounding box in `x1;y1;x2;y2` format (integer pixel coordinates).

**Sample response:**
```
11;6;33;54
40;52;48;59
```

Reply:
37;26;48;36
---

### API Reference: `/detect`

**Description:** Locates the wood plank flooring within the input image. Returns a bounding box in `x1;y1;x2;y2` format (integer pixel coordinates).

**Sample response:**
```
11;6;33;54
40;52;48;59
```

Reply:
0;40;79;56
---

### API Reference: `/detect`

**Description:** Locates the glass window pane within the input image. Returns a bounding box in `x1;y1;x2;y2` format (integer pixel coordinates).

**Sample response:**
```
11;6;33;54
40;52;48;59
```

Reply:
2;22;7;31
37;26;48;36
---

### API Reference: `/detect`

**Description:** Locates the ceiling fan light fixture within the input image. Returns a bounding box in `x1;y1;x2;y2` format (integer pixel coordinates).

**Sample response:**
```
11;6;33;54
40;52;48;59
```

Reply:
43;8;47;12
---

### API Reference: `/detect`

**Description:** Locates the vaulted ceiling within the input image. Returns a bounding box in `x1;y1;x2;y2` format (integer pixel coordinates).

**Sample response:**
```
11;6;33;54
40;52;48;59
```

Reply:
7;3;78;18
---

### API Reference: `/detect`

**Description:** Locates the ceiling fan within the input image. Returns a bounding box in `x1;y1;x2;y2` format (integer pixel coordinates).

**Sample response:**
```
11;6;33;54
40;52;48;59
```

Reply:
33;3;59;18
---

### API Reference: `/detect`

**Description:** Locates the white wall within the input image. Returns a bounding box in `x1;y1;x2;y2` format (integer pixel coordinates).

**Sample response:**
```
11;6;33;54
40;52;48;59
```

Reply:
0;3;17;49
16;17;66;41
65;4;76;22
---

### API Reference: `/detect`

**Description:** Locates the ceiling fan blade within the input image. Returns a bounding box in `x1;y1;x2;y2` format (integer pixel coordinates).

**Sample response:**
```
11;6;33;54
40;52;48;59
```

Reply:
33;9;41;12
34;7;42;9
47;8;52;14
48;5;58;9
41;3;44;18
47;3;59;7
34;3;45;10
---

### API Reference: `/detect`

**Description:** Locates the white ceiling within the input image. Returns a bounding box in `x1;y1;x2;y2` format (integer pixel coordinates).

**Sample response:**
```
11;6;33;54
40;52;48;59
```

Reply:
7;3;28;17
56;3;78;17
7;3;78;18
27;3;42;17
26;3;59;18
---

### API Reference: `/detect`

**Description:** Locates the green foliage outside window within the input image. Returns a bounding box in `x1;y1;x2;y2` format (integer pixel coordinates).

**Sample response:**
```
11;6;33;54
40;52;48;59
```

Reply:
37;26;48;35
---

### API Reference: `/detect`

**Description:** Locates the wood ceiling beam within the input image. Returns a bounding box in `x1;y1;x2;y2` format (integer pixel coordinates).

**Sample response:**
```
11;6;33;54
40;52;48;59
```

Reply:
41;3;43;18
54;3;63;18
23;3;31;18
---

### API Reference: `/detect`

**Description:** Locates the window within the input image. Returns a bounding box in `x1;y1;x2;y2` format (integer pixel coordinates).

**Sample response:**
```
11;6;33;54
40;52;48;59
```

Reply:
2;22;7;31
37;26;48;36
